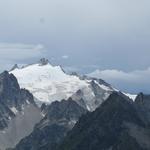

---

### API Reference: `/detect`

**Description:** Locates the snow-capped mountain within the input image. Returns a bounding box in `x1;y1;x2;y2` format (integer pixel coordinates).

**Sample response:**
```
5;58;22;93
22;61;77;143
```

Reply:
10;58;115;111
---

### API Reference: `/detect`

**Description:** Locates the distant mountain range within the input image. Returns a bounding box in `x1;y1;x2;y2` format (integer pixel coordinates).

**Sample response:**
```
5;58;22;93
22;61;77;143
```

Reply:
0;58;149;150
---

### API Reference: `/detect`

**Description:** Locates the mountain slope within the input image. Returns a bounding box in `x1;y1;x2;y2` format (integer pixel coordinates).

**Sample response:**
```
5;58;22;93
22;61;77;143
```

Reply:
0;71;42;150
88;69;137;99
134;93;150;125
13;98;87;150
57;92;150;150
10;58;114;111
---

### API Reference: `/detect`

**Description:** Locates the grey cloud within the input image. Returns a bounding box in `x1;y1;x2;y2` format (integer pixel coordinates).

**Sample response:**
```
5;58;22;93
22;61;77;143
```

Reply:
63;66;81;73
0;43;45;60
0;43;46;72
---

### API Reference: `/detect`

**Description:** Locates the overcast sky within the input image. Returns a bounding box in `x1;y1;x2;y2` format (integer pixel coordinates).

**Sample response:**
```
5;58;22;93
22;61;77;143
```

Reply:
0;0;150;93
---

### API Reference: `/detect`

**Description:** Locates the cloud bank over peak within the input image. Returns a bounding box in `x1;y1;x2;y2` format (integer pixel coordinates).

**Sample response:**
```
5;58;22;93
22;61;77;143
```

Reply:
0;43;45;59
0;43;46;71
88;68;150;93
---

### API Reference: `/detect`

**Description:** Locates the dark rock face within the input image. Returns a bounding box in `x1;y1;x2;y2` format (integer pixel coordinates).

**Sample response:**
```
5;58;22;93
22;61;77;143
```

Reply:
135;93;150;125
0;71;42;150
0;102;15;130
42;98;87;124
58;92;150;150
14;125;68;150
0;71;36;130
14;98;87;150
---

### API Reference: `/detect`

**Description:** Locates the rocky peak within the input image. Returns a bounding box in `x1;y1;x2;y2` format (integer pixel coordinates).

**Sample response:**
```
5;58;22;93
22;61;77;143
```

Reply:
10;64;19;71
70;72;79;76
38;58;49;66
134;93;150;125
0;71;20;99
45;98;87;121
